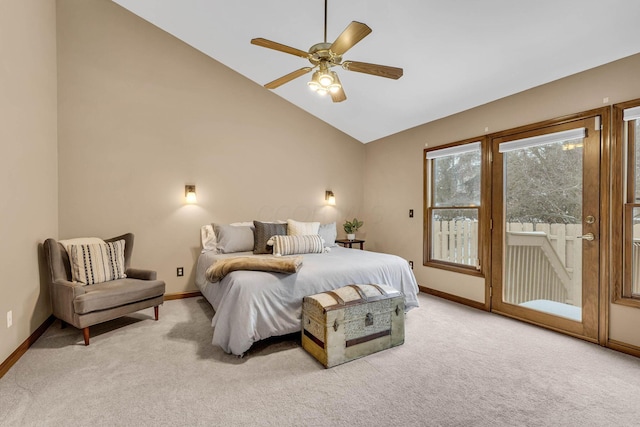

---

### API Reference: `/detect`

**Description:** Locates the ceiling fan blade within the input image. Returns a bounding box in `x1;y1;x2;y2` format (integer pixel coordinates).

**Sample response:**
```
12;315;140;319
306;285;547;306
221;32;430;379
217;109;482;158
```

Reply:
330;21;372;56
264;67;313;89
251;38;310;59
330;86;347;103
342;61;403;79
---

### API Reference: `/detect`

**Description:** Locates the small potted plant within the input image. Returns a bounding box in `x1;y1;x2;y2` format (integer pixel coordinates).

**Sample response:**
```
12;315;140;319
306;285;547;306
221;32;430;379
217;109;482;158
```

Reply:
343;218;364;241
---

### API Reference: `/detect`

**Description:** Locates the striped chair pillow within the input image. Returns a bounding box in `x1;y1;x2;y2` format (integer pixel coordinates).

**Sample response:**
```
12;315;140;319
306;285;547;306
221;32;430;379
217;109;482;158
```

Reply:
69;240;127;285
271;234;325;256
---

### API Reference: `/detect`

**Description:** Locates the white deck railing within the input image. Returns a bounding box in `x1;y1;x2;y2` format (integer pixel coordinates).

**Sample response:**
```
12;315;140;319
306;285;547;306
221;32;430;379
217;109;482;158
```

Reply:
432;220;582;304
506;223;582;306
504;232;572;305
431;219;479;267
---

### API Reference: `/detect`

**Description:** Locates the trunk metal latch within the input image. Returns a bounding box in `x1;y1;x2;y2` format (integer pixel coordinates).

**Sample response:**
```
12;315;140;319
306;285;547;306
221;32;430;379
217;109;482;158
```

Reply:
365;312;374;326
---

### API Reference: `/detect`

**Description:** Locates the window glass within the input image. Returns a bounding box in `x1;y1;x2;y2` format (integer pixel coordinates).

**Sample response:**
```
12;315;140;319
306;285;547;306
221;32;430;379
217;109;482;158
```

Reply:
505;138;583;224
430;208;478;267
630;119;640;297
634;121;640;202
615;101;640;304
426;141;482;271
433;150;481;207
632;206;640;295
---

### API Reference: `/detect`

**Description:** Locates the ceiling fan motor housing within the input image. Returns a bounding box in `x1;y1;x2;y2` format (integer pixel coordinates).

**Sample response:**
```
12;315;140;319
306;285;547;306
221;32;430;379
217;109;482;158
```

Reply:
309;42;342;66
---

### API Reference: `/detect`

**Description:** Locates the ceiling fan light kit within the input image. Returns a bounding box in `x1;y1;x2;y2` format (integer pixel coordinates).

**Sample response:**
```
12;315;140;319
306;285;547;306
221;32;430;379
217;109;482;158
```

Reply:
328;72;341;93
308;64;342;95
251;0;403;103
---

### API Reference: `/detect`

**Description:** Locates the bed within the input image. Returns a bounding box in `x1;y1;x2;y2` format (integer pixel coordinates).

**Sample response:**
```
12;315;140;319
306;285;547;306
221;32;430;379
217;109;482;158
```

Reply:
195;222;420;356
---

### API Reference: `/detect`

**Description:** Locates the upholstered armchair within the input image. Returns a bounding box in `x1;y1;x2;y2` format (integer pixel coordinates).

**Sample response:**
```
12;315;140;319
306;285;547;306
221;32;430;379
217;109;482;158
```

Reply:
43;233;165;345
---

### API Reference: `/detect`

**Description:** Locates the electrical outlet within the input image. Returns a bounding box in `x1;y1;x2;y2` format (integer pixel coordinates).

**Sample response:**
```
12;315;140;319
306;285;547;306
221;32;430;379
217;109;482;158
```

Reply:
177;267;184;277
409;261;413;269
409;209;414;218
7;310;12;328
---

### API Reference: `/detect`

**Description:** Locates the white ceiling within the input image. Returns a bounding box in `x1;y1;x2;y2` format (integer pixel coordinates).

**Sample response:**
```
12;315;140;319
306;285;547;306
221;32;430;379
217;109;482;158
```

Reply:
112;0;640;143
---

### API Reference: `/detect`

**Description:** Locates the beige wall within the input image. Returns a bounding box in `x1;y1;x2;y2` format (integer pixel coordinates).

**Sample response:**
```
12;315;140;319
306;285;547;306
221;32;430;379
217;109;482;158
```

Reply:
365;53;640;346
3;0;640;365
56;0;364;295
0;0;58;363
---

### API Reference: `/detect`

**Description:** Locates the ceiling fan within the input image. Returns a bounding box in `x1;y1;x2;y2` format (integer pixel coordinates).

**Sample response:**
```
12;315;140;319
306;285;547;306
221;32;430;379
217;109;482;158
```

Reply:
250;0;403;103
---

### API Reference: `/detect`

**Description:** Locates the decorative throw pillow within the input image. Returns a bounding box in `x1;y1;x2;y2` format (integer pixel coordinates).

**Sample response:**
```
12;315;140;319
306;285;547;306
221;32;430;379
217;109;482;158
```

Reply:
69;240;127;285
253;221;288;254
287;219;320;236
318;222;337;247
58;237;105;256
214;224;255;253
271;234;326;256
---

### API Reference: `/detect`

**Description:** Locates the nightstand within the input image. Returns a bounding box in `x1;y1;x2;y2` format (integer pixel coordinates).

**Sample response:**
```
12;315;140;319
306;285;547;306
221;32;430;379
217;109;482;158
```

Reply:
335;239;365;250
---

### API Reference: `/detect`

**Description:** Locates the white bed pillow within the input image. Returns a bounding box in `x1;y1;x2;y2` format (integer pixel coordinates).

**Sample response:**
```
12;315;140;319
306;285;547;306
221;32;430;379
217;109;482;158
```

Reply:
201;225;217;252
271;234;326;256
287;219;320;236
318;222;337;247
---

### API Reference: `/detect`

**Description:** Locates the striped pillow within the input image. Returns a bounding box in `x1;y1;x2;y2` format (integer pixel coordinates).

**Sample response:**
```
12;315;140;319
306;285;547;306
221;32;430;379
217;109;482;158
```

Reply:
69;240;127;285
271;235;325;256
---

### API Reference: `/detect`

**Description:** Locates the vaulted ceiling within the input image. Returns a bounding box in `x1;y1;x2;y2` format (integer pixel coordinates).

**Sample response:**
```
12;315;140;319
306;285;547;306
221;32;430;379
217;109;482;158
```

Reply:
112;0;640;143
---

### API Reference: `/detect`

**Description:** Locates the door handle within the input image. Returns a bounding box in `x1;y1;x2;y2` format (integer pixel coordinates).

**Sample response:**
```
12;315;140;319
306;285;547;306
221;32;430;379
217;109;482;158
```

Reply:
578;233;595;241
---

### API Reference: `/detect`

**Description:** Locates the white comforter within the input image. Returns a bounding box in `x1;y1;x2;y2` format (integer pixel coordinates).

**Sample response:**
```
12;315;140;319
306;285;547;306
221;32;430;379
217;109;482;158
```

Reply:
195;246;420;356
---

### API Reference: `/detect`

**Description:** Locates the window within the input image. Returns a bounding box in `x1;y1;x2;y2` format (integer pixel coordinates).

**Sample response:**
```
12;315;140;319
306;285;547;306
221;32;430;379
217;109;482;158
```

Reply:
614;99;640;305
424;139;484;274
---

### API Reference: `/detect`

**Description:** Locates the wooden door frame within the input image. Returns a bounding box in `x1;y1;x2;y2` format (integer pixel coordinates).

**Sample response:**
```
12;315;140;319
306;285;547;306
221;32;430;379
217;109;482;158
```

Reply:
488;108;610;345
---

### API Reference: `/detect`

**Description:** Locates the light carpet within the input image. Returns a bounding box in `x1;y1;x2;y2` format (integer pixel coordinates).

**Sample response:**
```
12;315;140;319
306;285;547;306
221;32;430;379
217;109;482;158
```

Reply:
1;293;640;426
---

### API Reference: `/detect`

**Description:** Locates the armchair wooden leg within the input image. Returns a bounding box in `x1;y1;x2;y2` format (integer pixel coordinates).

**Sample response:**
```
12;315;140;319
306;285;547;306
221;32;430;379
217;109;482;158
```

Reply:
154;305;159;321
83;327;90;346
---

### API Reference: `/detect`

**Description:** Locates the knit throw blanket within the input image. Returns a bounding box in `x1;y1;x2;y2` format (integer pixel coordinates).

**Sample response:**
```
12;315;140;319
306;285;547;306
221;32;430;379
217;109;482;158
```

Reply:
205;255;303;282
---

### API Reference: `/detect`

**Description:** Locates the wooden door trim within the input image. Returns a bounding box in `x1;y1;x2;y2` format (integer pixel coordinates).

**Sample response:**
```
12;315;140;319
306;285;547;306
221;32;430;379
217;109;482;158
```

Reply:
488;107;609;140
598;107;611;345
490;108;609;344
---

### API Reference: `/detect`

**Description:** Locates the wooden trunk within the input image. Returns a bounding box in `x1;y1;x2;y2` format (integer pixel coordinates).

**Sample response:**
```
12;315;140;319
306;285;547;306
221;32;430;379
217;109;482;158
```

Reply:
302;284;405;368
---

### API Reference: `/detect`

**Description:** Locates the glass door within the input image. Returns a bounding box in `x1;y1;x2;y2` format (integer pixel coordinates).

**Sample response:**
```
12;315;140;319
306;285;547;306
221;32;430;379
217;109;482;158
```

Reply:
491;116;601;341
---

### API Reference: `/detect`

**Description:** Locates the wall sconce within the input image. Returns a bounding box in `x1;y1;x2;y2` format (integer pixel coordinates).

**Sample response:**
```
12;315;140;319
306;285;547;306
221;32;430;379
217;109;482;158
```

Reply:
325;190;336;205
185;185;197;204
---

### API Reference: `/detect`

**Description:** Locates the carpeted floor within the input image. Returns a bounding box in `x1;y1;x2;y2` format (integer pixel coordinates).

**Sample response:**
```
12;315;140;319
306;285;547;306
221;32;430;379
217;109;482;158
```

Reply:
1;293;640;426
